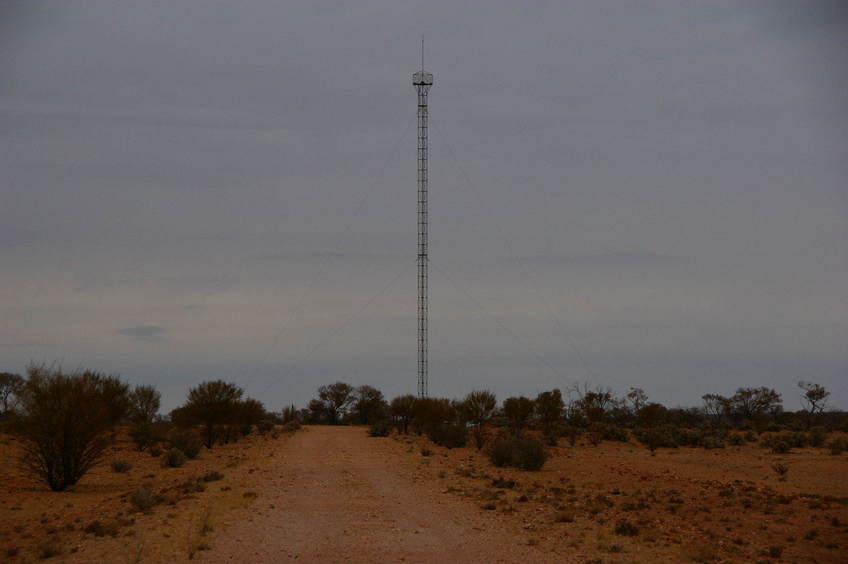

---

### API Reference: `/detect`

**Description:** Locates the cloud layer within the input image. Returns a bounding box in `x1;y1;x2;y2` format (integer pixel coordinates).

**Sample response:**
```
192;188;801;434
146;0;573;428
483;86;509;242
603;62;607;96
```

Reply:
1;1;846;411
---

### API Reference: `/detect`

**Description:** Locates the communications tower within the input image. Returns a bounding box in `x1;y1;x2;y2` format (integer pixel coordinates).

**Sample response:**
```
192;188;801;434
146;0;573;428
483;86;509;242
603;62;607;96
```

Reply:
413;43;433;398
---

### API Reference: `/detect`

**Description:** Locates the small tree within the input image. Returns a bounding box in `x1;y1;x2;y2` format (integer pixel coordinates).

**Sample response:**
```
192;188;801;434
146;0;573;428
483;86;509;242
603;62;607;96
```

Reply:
728;387;782;421
461;390;497;449
626;387;649;414
128;384;161;424
503;396;534;436
413;397;455;435
312;382;355;425
175;380;243;448
14;366;129;491
236;398;266;435
350;385;387;425
702;393;729;421
535;389;564;438
798;381;829;428
0;372;24;416
390;394;416;434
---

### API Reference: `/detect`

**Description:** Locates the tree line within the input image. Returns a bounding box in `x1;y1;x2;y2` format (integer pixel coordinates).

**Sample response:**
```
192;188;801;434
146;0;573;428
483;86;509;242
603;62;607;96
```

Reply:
0;366;842;490
0;366;294;491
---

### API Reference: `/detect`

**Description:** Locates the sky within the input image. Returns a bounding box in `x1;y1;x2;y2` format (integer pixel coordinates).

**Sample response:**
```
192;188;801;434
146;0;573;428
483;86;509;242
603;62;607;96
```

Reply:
1;1;846;413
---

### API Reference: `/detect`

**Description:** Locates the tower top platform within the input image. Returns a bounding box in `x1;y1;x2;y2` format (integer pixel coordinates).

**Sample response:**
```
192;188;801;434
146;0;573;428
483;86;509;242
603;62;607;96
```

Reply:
413;71;433;86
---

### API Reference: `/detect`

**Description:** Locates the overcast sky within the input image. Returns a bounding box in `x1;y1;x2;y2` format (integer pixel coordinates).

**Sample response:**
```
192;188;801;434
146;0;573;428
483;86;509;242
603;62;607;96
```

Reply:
1;1;846;412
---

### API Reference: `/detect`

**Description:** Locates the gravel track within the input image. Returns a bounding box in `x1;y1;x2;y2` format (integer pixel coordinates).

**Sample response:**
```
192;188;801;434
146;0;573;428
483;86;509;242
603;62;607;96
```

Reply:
197;426;563;564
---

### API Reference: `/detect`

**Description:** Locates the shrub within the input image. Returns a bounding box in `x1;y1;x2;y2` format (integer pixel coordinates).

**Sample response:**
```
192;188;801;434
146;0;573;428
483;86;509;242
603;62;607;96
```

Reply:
554;511;575;523
808;427;827;448
110;459;132;473
285;420;301;432
202;470;224;482
728;434;745;446
427;423;467;448
170;381;247;448
828;438;848;455
12;366;130;491
598;424;629;443
83;520;120;538
368;419;392;437
149;446;162;457
161;448;188;468
168;429;201;459
129;485;158;513
129;422;162;451
771;441;791;454
36;538;63;559
614;520;639;536
488;434;548;470
771;462;789;480
491;477;516;489
634;425;679;450
256;419;274;435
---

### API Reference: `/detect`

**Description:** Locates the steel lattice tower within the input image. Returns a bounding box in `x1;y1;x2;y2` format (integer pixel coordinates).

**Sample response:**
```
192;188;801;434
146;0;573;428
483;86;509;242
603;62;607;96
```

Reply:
413;46;433;398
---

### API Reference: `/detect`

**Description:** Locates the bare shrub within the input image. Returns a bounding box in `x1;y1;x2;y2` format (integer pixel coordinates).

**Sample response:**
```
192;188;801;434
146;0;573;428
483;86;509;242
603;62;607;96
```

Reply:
771;462;789;481
161;448;188;468
168;429;201;459
488;433;548;471
129;484;158;513
13;366;129;491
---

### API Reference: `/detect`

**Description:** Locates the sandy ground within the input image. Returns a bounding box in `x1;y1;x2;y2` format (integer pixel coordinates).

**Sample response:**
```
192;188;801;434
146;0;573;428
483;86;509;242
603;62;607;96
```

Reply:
196;426;560;564
2;426;848;563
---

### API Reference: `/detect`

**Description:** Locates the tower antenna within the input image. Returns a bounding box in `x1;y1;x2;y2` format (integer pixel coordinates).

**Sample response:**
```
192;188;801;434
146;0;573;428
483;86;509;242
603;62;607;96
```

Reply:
412;45;433;398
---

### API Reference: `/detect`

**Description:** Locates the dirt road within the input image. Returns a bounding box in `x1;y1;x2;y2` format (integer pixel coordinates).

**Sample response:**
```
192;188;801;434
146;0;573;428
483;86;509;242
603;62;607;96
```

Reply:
198;426;563;564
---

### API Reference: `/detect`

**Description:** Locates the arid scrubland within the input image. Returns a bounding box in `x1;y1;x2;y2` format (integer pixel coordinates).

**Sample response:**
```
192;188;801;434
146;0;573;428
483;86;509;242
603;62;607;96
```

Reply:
1;369;846;563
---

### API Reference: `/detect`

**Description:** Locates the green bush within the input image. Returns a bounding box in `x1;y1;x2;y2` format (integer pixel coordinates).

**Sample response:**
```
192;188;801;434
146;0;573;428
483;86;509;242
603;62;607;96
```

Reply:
161;448;188;468
168;429;201;459
487;434;548;470
427;423;467;448
368;419;392;437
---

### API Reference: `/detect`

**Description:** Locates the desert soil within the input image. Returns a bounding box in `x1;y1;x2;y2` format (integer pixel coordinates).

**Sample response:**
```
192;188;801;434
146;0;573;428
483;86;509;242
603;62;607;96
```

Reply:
2;426;848;564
